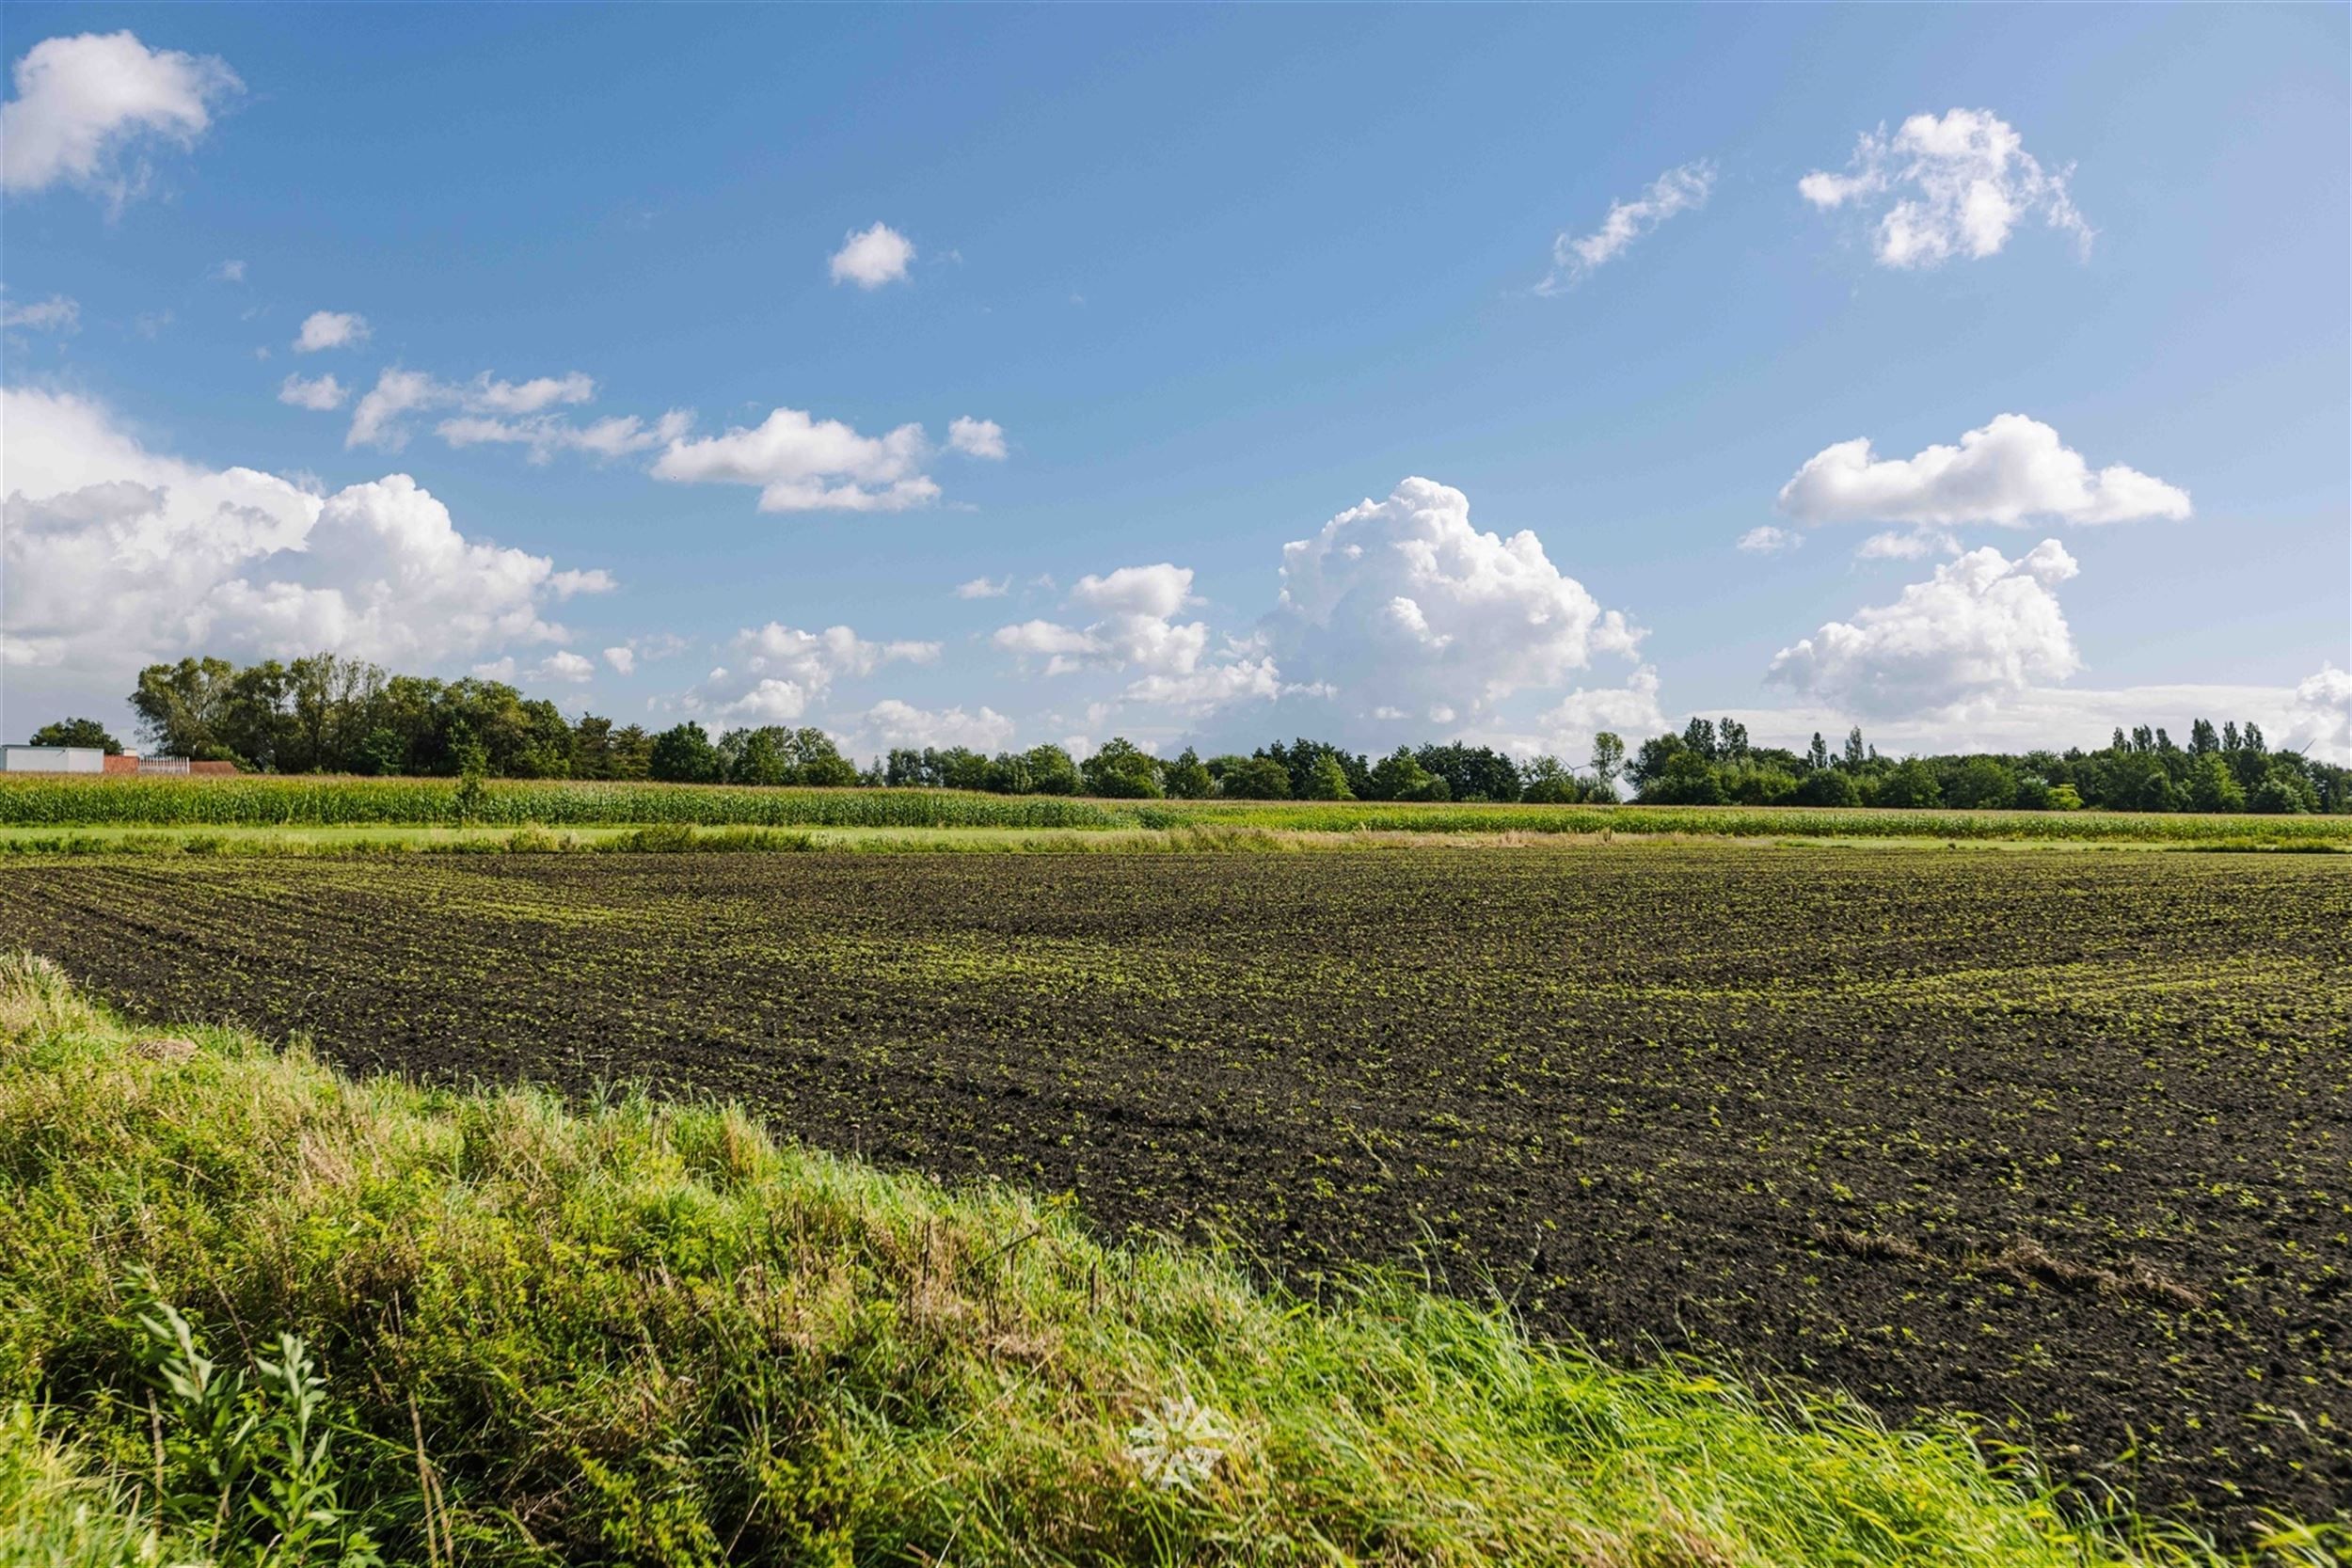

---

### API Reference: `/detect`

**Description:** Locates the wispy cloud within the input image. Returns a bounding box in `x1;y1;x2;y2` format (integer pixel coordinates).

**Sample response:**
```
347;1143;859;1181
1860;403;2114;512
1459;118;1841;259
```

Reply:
1536;161;1714;293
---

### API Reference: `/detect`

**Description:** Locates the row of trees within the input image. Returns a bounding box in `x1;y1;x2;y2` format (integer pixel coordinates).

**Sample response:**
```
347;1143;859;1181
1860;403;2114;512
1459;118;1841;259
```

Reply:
1624;716;2346;815
879;735;1605;803
31;654;2347;815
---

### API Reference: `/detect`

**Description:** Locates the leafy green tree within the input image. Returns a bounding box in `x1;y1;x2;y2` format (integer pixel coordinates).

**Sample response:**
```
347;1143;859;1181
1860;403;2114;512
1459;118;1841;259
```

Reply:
1724;766;1796;805
719;726;794;784
2048;783;2086;811
1016;743;1082;796
609;724;654;781
1626;734;1684;792
648;722;723;784
1080;737;1164;799
131;657;240;759
1159;746;1214;800
2010;776;2054;811
1640;750;1725;805
1213;754;1291;800
1364;747;1446;801
1414;743;1518;802
27;718;121;752
2249;764;2317;815
1792;768;1858;807
1304;752;1354;800
1944;756;2017;810
1841;726;1867;769
2135;772;2179;813
2185;753;2246;813
926;748;992;792
443;720;490;779
782;727;859;787
1588;732;1626;794
356;728;408;776
1805;732;1830;771
1261;737;1370;800
1876;758;1942;809
1519;755;1582;804
1681;718;1718;762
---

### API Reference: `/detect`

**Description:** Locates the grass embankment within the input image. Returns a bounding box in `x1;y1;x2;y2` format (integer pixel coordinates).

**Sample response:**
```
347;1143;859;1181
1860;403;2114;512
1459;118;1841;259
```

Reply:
2;775;2346;849
0;954;2315;1568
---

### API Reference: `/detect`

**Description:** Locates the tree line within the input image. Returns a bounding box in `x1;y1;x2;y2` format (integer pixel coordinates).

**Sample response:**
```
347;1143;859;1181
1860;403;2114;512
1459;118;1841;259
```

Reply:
1622;716;2345;816
24;653;2347;815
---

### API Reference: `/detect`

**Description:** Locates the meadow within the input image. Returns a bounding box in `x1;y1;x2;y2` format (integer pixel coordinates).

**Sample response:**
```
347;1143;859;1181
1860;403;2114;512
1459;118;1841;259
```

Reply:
2;843;2344;1559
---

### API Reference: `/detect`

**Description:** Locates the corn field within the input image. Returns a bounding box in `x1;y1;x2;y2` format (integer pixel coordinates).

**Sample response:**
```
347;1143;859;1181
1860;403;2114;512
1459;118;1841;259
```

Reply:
2;774;2348;844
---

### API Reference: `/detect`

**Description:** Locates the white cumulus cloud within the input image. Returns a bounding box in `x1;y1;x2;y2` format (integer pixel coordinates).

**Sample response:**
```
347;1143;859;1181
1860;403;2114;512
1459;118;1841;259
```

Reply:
994;564;1202;674
0;388;608;721
947;415;1007;460
1268;477;1642;729
1801;109;2090;268
991;562;1279;713
603;646;635;675
652;406;940;513
277;372;347;411
1;31;240;203
1535;665;1669;761
1778;414;2190;531
829;222;914;289
678;623;938;725
294;310;369;354
1537;161;1713;293
863;698;1017;753
955;575;1009;600
2283;664;2351;766
1766;539;2080;718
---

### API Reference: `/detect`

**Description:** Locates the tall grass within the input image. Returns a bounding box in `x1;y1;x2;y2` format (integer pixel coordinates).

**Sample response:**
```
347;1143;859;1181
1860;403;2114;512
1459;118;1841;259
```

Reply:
3;775;2346;845
2;953;2321;1566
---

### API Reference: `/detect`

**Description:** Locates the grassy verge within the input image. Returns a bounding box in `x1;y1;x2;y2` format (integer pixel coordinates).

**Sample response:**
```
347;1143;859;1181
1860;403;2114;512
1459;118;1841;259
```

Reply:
3;775;2348;848
2;955;2336;1567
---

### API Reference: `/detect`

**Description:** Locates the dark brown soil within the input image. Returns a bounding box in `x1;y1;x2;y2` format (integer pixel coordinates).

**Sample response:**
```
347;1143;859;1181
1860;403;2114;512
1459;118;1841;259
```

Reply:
3;846;2346;1541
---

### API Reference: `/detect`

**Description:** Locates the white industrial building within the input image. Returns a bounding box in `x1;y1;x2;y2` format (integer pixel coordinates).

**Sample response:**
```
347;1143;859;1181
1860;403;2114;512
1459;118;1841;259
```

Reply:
1;745;109;773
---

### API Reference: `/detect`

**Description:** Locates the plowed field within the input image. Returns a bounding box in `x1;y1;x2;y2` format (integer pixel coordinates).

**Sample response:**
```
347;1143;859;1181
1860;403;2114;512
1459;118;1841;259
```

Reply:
3;846;2344;1541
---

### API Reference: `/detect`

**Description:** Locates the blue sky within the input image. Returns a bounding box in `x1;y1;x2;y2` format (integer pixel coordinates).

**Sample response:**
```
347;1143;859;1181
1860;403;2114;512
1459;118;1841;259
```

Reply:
4;6;2347;763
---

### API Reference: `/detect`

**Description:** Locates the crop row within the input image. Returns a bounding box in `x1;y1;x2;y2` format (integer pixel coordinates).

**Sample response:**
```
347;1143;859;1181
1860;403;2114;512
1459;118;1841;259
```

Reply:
6;774;2352;843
